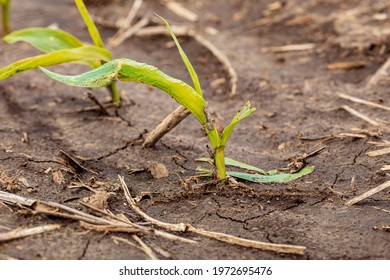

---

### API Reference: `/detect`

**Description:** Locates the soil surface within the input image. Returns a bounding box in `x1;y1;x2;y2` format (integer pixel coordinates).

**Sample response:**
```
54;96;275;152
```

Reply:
0;0;389;260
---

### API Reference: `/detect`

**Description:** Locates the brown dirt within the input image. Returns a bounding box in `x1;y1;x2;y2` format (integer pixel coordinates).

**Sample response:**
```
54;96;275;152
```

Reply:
0;0;389;260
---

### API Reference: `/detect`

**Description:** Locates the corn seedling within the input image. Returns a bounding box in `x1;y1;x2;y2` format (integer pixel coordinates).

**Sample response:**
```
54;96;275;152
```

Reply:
41;17;314;183
0;0;120;105
0;0;10;35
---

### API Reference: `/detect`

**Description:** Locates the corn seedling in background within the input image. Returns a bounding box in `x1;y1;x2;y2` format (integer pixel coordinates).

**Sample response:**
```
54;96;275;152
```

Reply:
41;17;314;183
0;0;10;35
0;0;120;105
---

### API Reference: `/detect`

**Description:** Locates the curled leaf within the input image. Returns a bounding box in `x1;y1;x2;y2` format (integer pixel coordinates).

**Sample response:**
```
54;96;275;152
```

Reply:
0;46;110;80
3;27;84;52
41;58;208;125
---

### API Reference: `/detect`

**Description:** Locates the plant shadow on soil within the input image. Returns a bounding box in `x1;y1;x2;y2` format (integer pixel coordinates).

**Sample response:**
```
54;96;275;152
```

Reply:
0;0;389;259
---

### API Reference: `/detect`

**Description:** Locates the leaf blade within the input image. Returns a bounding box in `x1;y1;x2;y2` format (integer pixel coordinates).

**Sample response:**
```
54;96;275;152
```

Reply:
197;157;267;174
157;15;202;96
41;58;208;124
0;46;111;80
227;166;315;183
3;27;84;52
220;101;256;147
74;0;105;49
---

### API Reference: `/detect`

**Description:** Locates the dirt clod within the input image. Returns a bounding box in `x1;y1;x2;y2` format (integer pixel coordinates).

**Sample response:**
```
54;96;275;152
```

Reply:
146;161;169;179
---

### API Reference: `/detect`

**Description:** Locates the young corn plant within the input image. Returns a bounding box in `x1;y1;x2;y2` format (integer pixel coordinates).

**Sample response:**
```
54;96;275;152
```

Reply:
0;0;120;105
41;17;314;183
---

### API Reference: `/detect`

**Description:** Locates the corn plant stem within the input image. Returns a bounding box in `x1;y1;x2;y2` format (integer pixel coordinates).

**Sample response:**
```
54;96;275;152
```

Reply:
108;81;120;106
214;145;226;181
74;0;119;105
1;0;10;35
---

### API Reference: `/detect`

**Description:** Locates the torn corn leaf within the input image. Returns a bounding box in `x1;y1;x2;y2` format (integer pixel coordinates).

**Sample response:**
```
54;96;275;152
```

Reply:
196;157;267;174
0;46;110;80
41;58;207;124
227;166;315;183
3;28;84;53
197;166;314;183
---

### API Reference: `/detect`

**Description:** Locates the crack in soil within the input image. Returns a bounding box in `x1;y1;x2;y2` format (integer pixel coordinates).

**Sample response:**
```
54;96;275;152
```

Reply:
310;196;328;206
161;142;192;171
282;199;306;211
330;147;369;189
115;108;133;127
216;211;247;223
94;133;146;161
0;154;59;164
78;239;90;260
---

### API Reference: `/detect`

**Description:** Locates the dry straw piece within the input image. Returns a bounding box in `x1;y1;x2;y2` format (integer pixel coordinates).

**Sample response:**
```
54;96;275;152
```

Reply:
118;175;306;255
345;180;390;206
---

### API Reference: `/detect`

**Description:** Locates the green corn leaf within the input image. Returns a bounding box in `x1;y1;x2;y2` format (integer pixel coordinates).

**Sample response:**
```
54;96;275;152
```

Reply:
41;60;120;87
41;58;208;124
197;157;267;174
0;46;110;80
157;15;202;96
74;0;105;48
197;166;314;183
228;166;315;183
220;101;256;147
3;27;84;52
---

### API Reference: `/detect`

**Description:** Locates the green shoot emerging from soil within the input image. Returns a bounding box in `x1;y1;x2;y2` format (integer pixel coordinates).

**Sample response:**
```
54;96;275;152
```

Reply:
41;17;314;183
0;0;10;35
0;0;120;105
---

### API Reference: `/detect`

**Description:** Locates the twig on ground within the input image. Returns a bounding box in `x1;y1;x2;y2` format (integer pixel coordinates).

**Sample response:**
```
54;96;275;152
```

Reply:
107;0;143;47
79;221;141;234
142;105;190;148
372;206;390;214
367;56;390;87
118;0;143;29
345;180;390;206
108;15;150;48
366;147;390;157
55;150;98;175
0;191;36;207
118;175;306;255
327;187;346;197
368;140;390;146
0;224;12;230
341;105;382;126
119;175;187;232
0;190;195;244
112;235;159;260
0;253;17;260
373;225;390;232
0;224;60;242
327;61;366;70
132;235;159;260
260;43;315;53
380;165;390;171
350;176;356;194
338;92;390;111
163;0;199;22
